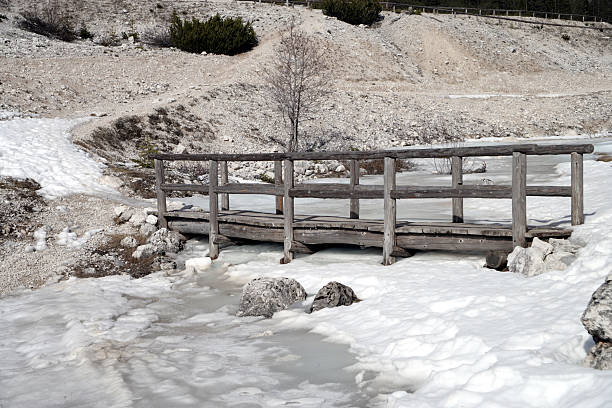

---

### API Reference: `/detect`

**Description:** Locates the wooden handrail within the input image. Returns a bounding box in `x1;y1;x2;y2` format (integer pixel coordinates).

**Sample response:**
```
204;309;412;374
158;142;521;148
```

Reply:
153;143;589;265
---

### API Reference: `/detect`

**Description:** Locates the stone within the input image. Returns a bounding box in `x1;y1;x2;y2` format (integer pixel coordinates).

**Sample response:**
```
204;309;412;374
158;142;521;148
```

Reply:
531;237;553;258
139;223;157;236
310;282;359;313
120;236;138;248
145;214;158;225
335;164;346;173
237;277;307;318
148;228;185;254
185;257;212;273
582;276;612;343
129;211;147;226
132;244;155;259
117;208;135;223
585;342;612;370
113;205;128;217
507;246;545;277
173;144;186;154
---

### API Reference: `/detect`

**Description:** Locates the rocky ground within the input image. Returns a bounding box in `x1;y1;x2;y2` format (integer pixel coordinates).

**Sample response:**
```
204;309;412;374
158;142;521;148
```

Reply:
0;0;611;294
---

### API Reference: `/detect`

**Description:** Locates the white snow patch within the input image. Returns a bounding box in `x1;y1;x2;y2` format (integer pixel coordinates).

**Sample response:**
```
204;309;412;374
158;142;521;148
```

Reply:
0;116;115;198
55;227;103;248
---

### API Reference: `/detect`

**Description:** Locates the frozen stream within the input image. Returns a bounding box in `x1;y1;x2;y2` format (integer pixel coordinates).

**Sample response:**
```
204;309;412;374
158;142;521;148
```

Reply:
2;135;612;407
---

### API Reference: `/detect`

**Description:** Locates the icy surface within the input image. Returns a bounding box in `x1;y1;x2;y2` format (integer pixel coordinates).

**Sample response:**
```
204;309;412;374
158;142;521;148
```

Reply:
0;116;114;198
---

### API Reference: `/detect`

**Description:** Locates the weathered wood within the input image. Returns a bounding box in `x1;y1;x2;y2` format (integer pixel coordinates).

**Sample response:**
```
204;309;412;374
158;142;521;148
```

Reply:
290;184;383;199
512;152;527;248
451;156;464;223
291;240;315;254
485;251;508;270
571;152;584;225
349;159;360;219
154;159;168;229
274;160;283;215
220;161;229;211
214;183;282;195
209;160;219;259
151;143;594;162
283;159;294;264
295;229;382;247
396;234;514;251
160;183;209;194
391;246;415;258
383;157;396;265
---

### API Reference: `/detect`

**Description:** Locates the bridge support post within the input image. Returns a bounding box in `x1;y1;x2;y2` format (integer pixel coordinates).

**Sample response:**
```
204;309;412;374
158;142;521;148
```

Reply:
154;159;168;229
275;160;283;215
220;160;229;211
512;152;527;248
209;160;219;259
282;159;294;264
451;156;463;223
571;152;584;225
383;157;397;265
349;159;360;219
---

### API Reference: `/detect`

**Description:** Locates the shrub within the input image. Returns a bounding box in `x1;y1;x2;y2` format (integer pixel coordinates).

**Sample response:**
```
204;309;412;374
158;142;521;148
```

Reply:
19;2;78;42
322;0;382;26
0;14;7;22
141;25;172;47
561;33;570;41
79;23;93;39
169;12;257;55
98;29;121;46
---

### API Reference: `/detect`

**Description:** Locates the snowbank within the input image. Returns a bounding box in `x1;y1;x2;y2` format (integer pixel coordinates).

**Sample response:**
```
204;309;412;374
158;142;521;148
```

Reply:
0;116;114;199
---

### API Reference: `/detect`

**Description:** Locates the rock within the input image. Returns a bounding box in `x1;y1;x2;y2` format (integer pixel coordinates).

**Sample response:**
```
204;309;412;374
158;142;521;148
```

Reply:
148;228;184;254
114;205;128;217
129;211;147;226
507;245;545;277
117;208;135;223
549;238;579;254
335;164;346;173
531;237;553;258
145;214;158;225
132;244;155;259
185;257;212;273
310;282;359;313
237;277;307;318
139;223;157;236
173;144;186;154
582;277;612;343
585;342;612;370
120;236;138;248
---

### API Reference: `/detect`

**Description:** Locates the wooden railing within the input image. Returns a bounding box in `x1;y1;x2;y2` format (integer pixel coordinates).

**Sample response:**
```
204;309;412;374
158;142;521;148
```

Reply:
152;143;592;265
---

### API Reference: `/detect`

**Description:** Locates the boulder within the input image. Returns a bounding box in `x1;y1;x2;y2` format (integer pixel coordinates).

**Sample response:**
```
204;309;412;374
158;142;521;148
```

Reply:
148;228;185;254
132;244;155;259
145;214;158;225
508;238;570;277
120;236;138;248
585;342;612;370
129;211;147;227
139;223;157;237
582;276;612;343
237;277;307;318
117;208;135;223
310;281;359;313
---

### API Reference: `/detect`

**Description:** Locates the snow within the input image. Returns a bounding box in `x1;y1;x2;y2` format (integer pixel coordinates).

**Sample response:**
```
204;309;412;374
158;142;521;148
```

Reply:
0;116;115;199
2;111;612;406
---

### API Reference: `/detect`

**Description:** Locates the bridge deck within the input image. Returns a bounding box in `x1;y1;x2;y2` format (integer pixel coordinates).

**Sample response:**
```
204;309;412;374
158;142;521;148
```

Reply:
164;210;572;254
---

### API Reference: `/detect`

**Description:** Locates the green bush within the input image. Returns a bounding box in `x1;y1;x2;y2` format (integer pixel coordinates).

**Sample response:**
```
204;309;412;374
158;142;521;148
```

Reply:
322;0;382;26
169;12;257;55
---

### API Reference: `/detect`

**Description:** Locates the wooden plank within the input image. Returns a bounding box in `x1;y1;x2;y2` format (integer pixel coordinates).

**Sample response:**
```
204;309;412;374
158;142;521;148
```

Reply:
295;229;382;247
274;160;283;215
349;159;360;219
283;159;294;264
220;161;229;211
512;152;527;248
391;246;415;258
150;143;594;162
160;183;209;194
209;160;219;259
291;240;315;254
214;183;281;195
290;183;383;199
451;156;463;223
571;152;584;225
396;234;514;251
391;185;571;199
383;157;397;265
154;159;168;229
168;220;209;235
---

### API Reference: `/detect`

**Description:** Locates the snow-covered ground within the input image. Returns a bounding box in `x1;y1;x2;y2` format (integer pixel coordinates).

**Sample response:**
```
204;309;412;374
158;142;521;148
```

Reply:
1;114;612;407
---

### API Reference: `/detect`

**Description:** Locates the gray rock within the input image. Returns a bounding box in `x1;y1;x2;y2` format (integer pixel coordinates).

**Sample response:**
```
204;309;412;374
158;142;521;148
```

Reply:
582;277;612;343
129;211;147;227
147;228;184;254
507;245;545;277
310;281;359;313
120;236;138;248
237;277;307;318
117;208;135;223
145;214;158;225
139;223;157;237
132;244;155;259
585;342;612;370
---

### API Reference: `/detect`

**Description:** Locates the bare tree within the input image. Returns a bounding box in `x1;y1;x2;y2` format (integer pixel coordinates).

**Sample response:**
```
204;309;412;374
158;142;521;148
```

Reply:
265;21;329;152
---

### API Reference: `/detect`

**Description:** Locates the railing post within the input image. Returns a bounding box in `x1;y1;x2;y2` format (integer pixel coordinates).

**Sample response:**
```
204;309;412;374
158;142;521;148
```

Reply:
512;152;527;248
349;159;360;219
220;160;229;211
571;152;584;225
154;159;168;229
209;160;219;259
282;159;294;264
451;156;464;223
383;157;396;265
274;160;283;215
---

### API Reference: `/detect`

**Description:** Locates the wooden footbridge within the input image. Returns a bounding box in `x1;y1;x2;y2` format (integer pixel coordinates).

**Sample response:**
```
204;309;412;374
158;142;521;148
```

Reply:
151;143;592;265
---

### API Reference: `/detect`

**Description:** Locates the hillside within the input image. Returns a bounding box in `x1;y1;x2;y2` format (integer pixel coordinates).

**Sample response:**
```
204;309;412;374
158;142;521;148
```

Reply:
1;0;611;166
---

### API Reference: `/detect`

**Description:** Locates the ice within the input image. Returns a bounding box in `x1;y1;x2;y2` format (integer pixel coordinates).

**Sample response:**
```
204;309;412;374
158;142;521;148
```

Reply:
0;116;115;198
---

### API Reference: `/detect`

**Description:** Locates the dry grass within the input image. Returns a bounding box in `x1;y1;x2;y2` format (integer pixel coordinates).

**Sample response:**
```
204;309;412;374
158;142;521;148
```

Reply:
596;154;612;162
